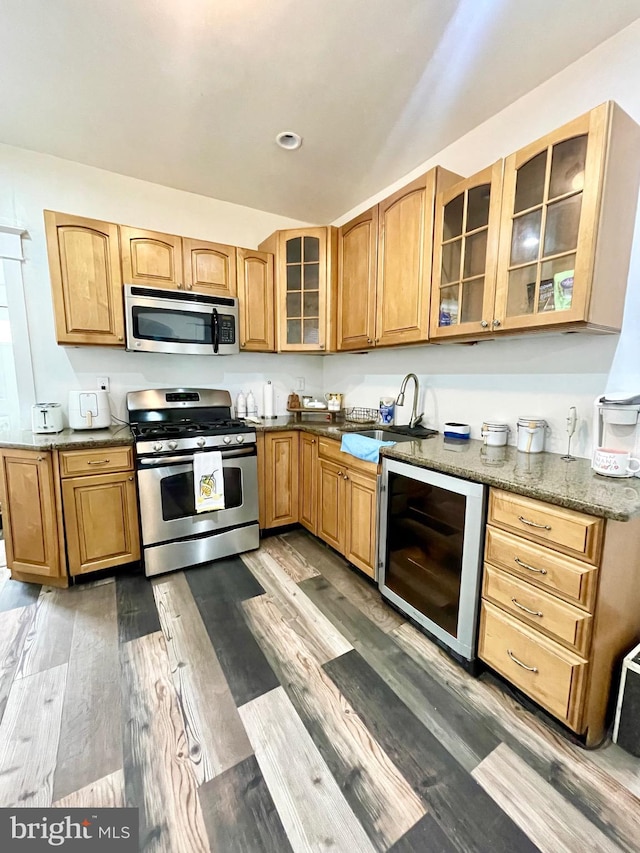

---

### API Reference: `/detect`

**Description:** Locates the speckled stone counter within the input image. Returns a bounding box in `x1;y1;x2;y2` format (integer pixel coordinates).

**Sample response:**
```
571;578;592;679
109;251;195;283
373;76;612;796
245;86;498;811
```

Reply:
0;424;134;451
381;436;640;522
256;421;640;521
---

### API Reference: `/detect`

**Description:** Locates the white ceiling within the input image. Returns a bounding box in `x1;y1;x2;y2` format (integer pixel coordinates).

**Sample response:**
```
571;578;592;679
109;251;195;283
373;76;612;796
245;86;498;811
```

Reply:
1;0;639;223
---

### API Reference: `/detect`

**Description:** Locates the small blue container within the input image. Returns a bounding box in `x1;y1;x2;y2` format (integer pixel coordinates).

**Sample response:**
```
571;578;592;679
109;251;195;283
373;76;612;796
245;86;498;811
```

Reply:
379;398;395;425
444;422;470;440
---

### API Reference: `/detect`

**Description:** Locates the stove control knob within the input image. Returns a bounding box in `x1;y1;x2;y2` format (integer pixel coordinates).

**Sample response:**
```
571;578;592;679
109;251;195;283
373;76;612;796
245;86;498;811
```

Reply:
236;435;244;444
197;438;206;448
168;440;178;451
223;436;232;445
153;442;163;452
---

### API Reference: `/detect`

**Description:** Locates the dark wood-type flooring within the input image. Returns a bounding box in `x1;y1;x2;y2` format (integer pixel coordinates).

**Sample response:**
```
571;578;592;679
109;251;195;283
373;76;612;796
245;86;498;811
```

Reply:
0;532;639;851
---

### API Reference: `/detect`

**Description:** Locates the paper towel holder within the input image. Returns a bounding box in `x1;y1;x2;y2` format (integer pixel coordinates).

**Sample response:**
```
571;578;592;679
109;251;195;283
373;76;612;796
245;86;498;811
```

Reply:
261;379;277;420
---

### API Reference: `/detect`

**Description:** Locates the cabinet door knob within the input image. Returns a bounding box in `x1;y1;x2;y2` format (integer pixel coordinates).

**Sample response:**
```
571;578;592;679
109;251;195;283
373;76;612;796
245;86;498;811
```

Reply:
319;344;325;350
37;455;44;462
367;338;373;344
128;476;134;481
337;470;343;476
343;473;348;480
480;320;489;328
118;336;124;341
311;439;316;444
241;342;246;348
177;283;182;289
492;319;501;328
375;338;380;343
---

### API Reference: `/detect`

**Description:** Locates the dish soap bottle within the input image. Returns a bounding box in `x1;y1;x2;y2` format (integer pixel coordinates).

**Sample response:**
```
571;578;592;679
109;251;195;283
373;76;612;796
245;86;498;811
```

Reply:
236;390;247;419
246;390;258;418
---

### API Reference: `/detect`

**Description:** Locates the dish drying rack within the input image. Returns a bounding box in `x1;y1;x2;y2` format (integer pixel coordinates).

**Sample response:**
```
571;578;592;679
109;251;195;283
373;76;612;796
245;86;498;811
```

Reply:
344;406;379;425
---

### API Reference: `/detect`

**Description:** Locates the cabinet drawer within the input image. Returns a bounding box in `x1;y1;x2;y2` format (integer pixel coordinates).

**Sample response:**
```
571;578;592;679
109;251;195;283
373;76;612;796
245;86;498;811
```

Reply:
489;489;603;564
317;436;378;476
483;564;592;655
479;600;588;730
485;526;598;610
59;446;133;477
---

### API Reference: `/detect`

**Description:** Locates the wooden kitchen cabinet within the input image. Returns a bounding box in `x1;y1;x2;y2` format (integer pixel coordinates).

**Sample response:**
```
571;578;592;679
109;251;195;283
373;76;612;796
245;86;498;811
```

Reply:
120;226;183;290
44;211;125;347
237;247;275;351
0;449;64;583
317;437;377;578
493;102;640;334
263;431;299;527
182;238;237;296
480;487;640;745
337;167;462;350
62;470;140;576
298;432;318;534
429;162;504;340
259;227;338;352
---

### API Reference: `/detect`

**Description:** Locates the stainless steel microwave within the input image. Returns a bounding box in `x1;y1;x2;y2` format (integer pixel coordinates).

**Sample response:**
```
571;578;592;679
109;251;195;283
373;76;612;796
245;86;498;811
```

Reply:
125;285;239;355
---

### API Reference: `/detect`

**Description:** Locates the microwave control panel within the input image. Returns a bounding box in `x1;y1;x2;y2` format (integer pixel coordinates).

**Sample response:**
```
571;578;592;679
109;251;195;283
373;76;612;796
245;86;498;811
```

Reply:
219;315;236;344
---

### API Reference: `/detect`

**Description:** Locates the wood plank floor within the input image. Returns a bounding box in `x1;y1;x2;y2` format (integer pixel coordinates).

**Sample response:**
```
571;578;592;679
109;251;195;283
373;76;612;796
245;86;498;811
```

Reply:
0;529;638;851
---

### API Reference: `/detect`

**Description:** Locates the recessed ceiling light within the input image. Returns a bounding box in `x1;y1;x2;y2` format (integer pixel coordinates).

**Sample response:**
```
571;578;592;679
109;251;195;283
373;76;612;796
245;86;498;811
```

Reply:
276;131;302;150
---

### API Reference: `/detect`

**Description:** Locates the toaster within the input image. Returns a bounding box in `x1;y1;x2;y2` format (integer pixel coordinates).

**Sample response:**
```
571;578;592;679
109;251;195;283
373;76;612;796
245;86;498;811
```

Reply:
31;402;64;434
68;390;112;430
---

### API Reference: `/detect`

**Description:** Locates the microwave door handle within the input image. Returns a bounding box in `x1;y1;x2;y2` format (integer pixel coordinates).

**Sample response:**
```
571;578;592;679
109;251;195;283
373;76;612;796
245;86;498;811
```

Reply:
212;307;220;354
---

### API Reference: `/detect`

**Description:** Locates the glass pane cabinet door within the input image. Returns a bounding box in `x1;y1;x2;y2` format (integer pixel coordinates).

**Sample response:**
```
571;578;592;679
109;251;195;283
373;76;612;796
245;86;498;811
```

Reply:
431;162;501;338
280;230;326;349
499;126;594;327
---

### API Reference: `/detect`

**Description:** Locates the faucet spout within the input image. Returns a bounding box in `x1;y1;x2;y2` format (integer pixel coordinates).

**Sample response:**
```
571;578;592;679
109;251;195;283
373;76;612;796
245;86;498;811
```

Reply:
395;373;423;429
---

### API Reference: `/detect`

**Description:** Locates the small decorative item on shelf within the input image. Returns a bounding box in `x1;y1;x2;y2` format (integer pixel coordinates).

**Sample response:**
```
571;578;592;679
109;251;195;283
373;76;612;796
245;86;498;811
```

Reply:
287;392;300;410
344;406;379;425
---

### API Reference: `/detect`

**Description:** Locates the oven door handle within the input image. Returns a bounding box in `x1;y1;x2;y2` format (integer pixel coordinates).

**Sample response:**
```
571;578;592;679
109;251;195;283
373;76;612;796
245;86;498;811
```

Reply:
212;307;220;354
138;446;255;466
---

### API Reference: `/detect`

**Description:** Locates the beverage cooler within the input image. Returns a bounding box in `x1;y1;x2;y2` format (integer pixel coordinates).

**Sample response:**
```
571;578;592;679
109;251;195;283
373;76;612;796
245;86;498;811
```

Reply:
378;458;486;661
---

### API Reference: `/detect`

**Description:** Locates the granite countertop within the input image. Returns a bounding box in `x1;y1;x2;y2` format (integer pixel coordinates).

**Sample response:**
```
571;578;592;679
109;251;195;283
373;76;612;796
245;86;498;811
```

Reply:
256;419;640;521
0;424;134;451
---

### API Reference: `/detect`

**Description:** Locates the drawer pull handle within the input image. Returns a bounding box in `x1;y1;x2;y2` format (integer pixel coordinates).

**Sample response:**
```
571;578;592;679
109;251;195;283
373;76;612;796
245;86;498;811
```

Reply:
514;557;547;575
87;459;111;465
518;515;551;530
511;597;543;617
507;649;538;672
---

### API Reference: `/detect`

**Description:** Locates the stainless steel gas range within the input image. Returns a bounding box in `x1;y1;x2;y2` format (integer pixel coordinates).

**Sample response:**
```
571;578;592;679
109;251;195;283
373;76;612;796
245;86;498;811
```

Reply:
127;388;259;577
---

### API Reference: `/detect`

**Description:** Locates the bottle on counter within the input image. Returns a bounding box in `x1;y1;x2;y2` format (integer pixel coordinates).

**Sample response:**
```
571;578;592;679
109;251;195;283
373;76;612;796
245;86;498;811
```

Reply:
246;390;258;418
236;390;247;419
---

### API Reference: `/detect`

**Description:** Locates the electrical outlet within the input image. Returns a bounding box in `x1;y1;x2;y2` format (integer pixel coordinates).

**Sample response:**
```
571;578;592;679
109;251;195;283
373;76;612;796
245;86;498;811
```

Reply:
295;377;305;391
97;376;110;392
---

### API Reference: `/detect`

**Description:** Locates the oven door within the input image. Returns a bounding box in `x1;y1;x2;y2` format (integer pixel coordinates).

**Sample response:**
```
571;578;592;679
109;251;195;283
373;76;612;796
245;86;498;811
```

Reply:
125;285;238;355
136;445;257;546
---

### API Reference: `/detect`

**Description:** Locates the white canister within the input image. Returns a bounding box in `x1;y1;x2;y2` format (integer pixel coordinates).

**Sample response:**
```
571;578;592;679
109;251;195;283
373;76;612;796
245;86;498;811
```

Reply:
517;417;547;453
481;422;510;446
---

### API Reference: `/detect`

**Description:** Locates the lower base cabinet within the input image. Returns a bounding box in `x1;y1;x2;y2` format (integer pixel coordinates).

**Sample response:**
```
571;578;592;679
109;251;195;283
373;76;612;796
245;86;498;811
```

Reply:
479;488;640;746
0;445;140;585
257;430;378;578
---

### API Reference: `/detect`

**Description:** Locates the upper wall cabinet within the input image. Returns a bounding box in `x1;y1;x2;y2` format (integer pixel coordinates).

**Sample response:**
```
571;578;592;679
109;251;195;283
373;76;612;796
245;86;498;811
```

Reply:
259;227;337;352
493;102;640;334
337;167;462;351
120;226;183;290
429;162;503;340
183;238;237;296
44;211;125;346
236;247;275;352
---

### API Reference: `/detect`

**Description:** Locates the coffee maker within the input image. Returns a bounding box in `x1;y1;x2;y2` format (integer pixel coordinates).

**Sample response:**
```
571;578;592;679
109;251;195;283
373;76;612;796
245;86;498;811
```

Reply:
593;393;640;457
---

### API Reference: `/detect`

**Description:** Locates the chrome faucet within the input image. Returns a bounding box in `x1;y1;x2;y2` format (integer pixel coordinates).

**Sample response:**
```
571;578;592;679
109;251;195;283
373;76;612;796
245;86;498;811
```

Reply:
395;373;423;429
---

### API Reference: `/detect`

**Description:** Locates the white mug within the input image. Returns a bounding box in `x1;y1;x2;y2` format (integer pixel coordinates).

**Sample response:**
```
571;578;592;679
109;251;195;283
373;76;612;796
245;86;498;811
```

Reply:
592;447;640;478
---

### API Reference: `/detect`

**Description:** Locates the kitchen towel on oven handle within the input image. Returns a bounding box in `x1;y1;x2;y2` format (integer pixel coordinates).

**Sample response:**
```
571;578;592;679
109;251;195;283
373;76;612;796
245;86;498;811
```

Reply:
193;450;226;512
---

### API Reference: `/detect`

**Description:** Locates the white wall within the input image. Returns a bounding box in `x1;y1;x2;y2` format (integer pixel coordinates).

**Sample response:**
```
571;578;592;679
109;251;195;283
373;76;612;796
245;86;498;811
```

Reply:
329;19;640;456
0;144;323;420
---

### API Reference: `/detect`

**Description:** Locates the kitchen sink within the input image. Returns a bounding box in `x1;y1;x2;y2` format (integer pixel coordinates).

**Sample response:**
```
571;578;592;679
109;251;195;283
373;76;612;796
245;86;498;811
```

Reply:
354;429;416;443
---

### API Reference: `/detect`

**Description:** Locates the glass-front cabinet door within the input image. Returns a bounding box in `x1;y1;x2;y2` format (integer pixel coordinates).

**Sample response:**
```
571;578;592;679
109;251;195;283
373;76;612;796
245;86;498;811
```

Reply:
430;162;503;340
275;227;334;351
494;104;608;332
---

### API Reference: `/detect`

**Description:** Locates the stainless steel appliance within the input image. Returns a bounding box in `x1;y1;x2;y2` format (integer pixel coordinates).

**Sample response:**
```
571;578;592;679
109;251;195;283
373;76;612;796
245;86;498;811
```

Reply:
127;388;259;577
125;285;239;355
378;457;486;662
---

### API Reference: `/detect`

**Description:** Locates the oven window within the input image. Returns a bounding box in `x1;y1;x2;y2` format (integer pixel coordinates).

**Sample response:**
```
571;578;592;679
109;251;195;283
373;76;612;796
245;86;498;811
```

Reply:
161;466;242;520
385;472;466;638
132;306;212;344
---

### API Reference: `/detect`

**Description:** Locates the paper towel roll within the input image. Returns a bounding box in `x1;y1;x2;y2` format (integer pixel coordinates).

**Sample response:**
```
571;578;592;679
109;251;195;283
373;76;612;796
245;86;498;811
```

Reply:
263;380;275;419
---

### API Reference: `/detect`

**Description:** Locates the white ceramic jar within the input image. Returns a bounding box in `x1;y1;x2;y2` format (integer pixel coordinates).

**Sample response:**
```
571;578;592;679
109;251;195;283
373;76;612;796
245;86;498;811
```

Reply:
517;417;547;453
481;422;510;446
